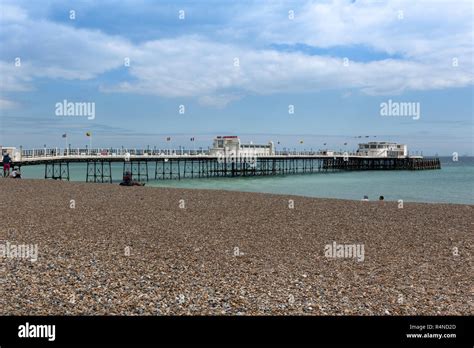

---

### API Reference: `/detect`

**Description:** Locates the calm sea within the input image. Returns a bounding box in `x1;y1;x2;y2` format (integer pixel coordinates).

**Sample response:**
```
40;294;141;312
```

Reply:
17;157;474;204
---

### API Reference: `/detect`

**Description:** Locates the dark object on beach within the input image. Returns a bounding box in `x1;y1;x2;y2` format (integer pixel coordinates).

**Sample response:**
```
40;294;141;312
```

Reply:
119;172;145;186
362;195;369;201
120;182;145;186
379;195;384;201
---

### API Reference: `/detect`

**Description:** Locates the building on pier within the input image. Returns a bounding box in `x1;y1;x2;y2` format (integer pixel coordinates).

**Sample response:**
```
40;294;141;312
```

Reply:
209;136;275;157
0;146;21;161
356;142;407;158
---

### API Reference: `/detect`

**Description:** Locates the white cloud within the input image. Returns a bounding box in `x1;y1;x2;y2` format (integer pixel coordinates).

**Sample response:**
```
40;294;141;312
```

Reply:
0;2;132;88
0;0;472;107
102;37;471;103
0;61;34;92
198;94;242;108
232;0;474;60
0;98;19;109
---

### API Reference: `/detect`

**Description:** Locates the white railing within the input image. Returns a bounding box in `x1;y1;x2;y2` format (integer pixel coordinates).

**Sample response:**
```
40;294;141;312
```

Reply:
3;144;426;162
13;148;421;162
19;148;211;159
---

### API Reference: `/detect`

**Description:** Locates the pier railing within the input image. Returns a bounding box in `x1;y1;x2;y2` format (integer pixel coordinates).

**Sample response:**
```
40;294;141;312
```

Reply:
18;148;378;160
20;148;209;158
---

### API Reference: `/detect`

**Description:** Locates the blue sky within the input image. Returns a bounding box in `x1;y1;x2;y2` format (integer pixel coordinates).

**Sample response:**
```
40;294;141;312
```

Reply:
0;0;473;155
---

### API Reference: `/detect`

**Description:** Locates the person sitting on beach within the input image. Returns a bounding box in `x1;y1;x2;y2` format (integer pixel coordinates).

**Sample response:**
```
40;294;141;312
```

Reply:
119;172;145;186
2;152;12;177
9;168;21;179
120;172;132;185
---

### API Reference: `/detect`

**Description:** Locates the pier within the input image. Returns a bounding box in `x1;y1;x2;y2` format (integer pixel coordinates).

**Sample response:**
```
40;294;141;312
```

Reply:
7;147;441;182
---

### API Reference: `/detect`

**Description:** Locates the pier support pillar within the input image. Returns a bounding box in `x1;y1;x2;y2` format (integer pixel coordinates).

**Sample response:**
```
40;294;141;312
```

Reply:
45;162;70;181
86;160;112;183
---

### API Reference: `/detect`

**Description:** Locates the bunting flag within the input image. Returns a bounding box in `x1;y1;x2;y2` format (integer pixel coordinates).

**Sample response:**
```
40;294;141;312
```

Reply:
86;132;91;137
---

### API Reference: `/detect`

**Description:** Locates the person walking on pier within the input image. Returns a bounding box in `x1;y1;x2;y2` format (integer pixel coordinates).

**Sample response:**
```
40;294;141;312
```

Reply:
2;152;12;177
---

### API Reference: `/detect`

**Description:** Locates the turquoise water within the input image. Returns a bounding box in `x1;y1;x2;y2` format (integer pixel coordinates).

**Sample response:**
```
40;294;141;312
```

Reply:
17;157;474;204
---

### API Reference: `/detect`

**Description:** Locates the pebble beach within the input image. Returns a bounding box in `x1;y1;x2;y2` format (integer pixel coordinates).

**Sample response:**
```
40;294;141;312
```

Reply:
0;179;472;315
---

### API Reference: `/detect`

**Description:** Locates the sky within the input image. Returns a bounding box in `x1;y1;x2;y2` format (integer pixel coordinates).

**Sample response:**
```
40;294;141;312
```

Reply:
0;0;473;155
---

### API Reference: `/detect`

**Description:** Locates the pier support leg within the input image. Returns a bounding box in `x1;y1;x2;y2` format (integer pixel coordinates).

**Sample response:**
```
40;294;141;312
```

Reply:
87;160;112;183
45;162;70;181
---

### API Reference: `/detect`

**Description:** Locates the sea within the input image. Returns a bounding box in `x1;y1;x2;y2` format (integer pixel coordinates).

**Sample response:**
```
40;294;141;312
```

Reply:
16;157;474;205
